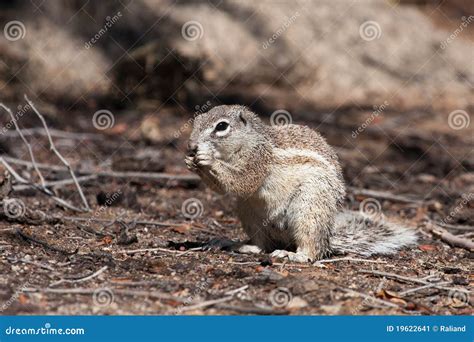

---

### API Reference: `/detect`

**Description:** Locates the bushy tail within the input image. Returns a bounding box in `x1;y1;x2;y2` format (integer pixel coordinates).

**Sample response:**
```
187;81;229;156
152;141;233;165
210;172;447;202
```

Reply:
331;210;418;256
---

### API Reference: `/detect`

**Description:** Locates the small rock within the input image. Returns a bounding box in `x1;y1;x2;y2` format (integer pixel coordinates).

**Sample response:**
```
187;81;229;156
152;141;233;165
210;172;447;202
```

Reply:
442;266;461;274
452;276;469;286
320;304;342;315
287;296;308;309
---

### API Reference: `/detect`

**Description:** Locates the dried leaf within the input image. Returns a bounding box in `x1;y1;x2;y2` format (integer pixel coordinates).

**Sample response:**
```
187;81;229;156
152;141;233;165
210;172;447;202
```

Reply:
18;293;28;305
418;244;436;252
101;235;113;245
390;297;407;306
172;224;192;234
109;122;128;135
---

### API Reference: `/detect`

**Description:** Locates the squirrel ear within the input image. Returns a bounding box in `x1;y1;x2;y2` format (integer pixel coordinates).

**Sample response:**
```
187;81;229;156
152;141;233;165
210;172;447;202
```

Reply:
238;110;248;126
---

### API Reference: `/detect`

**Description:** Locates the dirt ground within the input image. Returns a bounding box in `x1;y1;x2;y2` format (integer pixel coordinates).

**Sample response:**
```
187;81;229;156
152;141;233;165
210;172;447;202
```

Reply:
0;104;472;316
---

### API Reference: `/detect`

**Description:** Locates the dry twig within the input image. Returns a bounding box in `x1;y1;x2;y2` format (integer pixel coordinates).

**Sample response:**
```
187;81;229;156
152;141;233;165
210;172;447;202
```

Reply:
0;103;49;192
179;296;234;312
360;269;469;294
25;95;90;211
50;266;108;287
339;287;399;309
347;186;423;204
22;287;186;303
315;257;387;265
3;156;200;183
16;229;78;255
435;221;474;232
2;127;103;140
0;157;84;212
425;222;474;250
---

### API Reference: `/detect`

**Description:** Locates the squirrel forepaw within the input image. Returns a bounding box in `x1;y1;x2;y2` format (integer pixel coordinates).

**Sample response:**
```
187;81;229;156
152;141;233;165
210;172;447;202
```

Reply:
184;155;197;171
195;150;214;167
270;249;313;263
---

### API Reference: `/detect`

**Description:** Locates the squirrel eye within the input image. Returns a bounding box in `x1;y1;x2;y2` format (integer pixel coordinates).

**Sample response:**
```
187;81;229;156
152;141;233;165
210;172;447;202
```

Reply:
215;121;229;132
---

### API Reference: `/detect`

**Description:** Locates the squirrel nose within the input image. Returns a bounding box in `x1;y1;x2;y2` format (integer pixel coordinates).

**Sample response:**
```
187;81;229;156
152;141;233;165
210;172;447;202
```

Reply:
187;141;198;156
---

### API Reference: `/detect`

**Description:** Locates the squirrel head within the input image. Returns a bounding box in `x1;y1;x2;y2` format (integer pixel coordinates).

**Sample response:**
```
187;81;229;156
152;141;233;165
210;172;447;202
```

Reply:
188;105;270;163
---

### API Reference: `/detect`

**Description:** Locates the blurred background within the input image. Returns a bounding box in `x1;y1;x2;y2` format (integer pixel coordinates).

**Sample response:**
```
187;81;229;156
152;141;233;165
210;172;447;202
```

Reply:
0;0;472;171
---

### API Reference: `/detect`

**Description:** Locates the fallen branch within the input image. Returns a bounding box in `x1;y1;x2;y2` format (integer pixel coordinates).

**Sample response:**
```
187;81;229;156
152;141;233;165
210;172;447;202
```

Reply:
49;266;108;287
22;287;186;303
339;287;399;309
214;304;289;315
3;156;200;183
0;157;85;212
347;186;423;204
61;215;184;227
16;229;78;255
0;103;49;191
433;220;474;232
425;222;474;251
360;269;469;294
179;296;234;312
13;175;97;191
315;257;387;265
224;285;249;296
0;98;89;212
2;127;103;140
399;281;451;296
3;156;67;172
115;247;201;255
8;257;57;272
25;95;90;211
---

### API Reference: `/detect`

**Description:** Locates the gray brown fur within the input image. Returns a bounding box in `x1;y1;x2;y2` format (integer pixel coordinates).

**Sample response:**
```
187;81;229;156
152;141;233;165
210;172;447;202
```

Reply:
185;105;417;262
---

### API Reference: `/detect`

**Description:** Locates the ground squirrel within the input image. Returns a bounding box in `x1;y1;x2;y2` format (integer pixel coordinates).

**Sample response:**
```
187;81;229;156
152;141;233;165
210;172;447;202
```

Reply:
185;105;417;262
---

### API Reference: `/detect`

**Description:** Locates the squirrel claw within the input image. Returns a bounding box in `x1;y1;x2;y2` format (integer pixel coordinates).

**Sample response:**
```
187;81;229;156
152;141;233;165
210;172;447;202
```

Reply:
184;155;197;170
